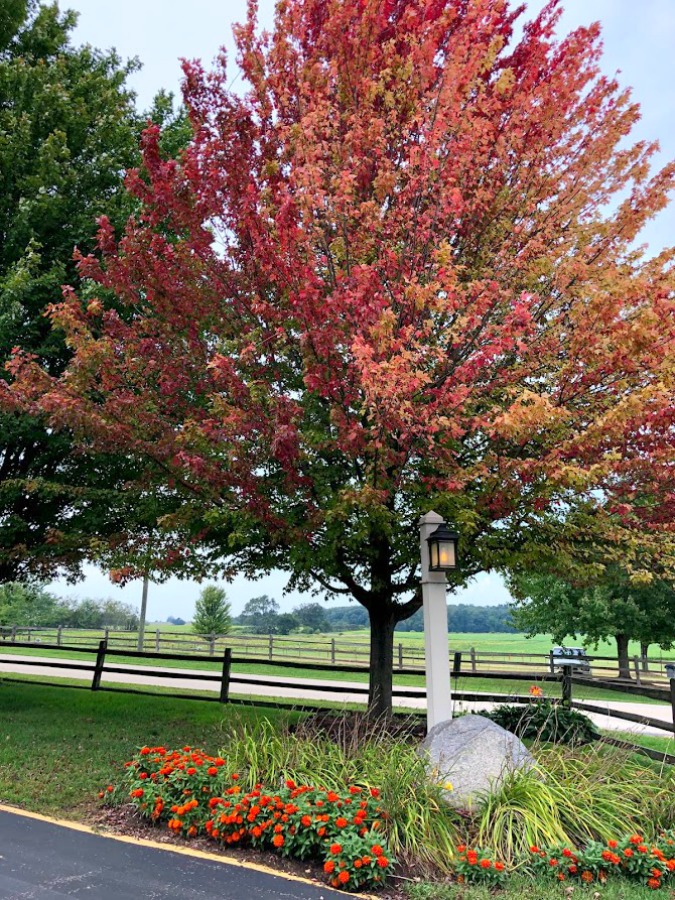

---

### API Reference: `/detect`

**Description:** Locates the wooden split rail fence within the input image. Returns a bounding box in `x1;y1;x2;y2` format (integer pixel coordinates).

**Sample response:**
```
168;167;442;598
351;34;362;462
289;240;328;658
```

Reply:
1;639;674;765
2;625;674;685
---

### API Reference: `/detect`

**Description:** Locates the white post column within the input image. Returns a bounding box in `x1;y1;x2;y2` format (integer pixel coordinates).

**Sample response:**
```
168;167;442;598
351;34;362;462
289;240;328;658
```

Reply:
419;511;452;731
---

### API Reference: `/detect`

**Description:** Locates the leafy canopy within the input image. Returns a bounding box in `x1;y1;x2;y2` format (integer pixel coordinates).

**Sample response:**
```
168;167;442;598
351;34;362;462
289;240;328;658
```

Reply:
6;0;675;711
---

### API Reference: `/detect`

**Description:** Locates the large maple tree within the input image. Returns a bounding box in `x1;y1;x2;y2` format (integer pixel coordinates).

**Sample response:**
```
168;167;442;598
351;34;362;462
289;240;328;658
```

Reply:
6;0;675;715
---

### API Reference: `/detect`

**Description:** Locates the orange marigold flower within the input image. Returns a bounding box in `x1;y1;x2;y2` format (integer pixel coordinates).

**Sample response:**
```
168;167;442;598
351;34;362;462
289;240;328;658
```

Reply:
581;871;594;883
107;785;114;793
624;849;634;858
557;873;565;882
529;685;543;697
495;861;505;872
530;846;539;853
457;844;467;853
330;843;342;855
651;868;662;878
186;767;197;776
480;859;492;869
324;861;335;874
371;845;384;857
647;878;661;890
301;815;312;827
207;766;218;776
667;860;675;872
549;859;558;867
362;856;372;865
608;840;618;849
335;817;348;829
629;835;643;845
140;747;151;755
337;871;349;885
354;860;362;869
569;865;578;875
377;856;389;868
370;788;380;798
130;789;144;798
272;834;284;848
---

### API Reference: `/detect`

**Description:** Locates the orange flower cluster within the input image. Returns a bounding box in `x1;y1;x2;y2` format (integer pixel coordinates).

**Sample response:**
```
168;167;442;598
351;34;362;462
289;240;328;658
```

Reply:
455;846;506;886
102;747;394;893
527;833;675;889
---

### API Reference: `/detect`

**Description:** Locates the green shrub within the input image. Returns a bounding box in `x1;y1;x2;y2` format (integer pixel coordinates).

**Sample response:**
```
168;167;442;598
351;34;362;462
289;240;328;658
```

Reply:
486;700;599;746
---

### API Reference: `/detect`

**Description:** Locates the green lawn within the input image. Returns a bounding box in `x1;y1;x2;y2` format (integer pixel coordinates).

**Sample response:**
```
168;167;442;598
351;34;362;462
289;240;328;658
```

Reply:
407;875;672;900
0;680;297;818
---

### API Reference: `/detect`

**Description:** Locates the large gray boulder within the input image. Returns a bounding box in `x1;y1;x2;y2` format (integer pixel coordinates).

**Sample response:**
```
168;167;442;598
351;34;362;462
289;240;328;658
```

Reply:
420;714;535;809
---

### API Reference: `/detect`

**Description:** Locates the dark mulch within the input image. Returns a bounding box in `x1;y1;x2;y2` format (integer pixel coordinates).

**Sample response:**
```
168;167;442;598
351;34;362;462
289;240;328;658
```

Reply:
290;711;427;746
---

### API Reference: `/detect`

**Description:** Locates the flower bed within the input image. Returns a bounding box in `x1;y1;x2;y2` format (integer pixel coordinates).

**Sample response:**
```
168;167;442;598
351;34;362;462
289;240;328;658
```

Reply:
457;833;675;891
100;745;395;893
101;743;675;893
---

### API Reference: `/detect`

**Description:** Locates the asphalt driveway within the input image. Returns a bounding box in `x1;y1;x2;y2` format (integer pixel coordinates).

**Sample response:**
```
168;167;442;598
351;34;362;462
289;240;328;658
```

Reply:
0;809;344;899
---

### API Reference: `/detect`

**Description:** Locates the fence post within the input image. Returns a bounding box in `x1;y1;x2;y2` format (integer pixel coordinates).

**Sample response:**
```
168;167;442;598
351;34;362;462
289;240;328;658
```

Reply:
561;669;572;708
331;638;336;664
268;634;274;661
398;643;404;670
470;647;477;672
219;648;232;703
208;633;216;656
27;628;32;643
452;651;462;676
549;650;555;674
155;629;161;653
104;627;110;644
56;626;62;647
632;656;642;686
91;639;107;691
10;626;16;642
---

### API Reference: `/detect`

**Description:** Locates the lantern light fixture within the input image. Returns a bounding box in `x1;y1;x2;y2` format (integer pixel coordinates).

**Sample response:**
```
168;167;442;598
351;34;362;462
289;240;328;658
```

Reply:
426;523;459;572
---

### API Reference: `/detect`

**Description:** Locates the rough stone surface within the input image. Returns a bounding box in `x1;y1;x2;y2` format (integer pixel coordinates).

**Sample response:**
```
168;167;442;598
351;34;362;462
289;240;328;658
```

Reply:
420;714;535;808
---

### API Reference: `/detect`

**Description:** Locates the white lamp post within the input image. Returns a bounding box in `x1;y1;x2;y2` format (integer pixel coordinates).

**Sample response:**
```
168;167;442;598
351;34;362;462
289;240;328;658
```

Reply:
419;511;459;731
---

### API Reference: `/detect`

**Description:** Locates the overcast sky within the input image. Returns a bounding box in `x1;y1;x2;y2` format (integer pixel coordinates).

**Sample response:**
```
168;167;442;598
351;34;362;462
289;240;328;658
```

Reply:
48;0;675;620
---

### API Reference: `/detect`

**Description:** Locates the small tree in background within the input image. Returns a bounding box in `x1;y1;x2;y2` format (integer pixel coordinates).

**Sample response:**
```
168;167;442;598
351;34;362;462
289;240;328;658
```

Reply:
239;596;280;635
294;603;330;633
192;585;232;637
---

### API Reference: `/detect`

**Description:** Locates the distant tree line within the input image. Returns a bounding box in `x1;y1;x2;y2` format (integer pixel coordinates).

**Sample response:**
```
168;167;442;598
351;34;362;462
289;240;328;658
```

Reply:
231;597;517;635
0;583;139;630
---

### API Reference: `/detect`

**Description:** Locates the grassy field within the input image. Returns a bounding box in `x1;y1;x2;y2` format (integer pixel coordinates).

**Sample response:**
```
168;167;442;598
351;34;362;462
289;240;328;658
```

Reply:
0;680;296;818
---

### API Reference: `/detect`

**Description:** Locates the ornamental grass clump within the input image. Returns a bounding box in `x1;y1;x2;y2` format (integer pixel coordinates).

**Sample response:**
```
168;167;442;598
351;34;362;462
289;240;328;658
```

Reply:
101;745;395;893
475;741;675;865
218;715;464;873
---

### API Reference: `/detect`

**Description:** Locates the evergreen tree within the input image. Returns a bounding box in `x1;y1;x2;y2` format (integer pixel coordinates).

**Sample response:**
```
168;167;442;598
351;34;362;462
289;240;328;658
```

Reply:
192;585;232;637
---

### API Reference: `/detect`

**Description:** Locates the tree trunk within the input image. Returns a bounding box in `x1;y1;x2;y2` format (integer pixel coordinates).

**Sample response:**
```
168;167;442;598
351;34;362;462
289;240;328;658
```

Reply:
367;605;397;718
640;642;649;672
616;633;631;680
